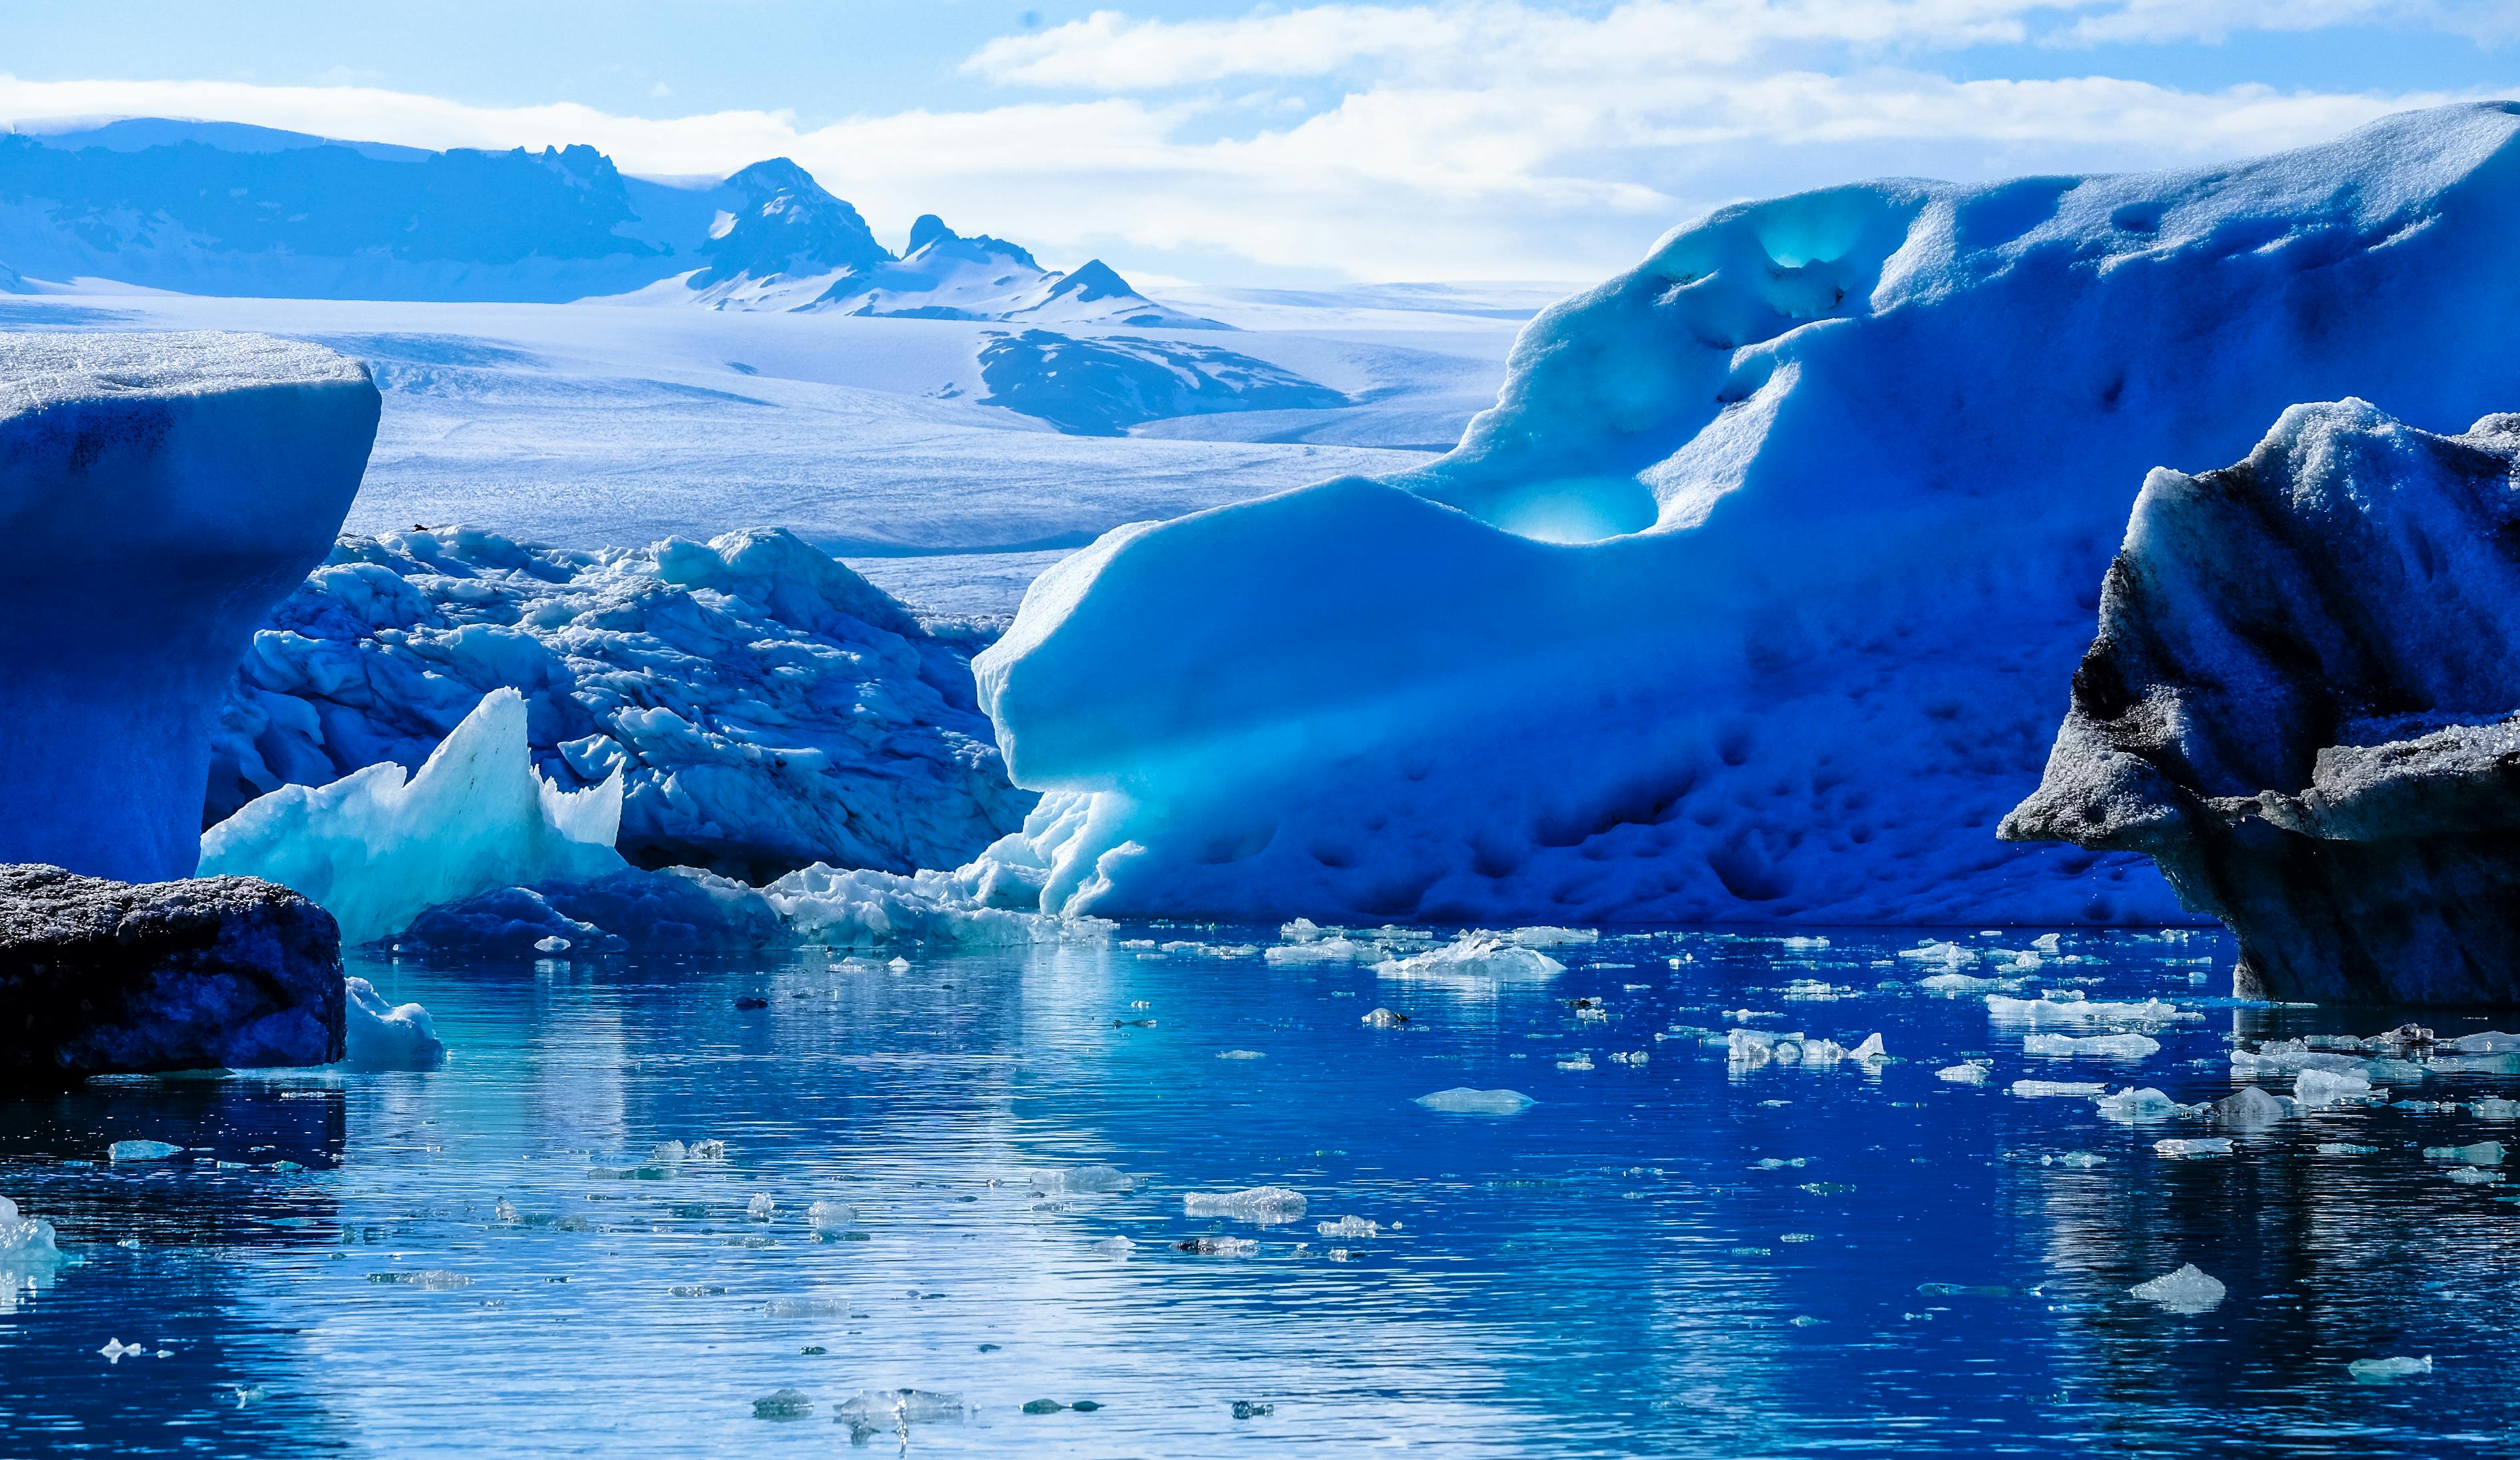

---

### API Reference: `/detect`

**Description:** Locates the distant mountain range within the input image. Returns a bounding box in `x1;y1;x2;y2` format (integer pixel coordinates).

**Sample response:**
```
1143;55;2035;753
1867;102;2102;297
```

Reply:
0;119;1220;326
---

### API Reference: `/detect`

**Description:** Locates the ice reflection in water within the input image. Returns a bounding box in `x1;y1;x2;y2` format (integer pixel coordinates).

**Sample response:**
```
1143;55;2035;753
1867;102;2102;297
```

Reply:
2;927;2517;1457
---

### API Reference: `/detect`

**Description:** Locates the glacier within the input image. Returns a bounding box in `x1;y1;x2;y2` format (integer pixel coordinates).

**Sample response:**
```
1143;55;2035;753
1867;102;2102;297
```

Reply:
207;525;1029;881
969;103;2520;925
0;331;377;882
199;687;626;947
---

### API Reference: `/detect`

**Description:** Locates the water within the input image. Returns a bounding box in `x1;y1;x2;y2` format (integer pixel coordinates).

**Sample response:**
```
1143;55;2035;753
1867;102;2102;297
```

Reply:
3;926;2517;1457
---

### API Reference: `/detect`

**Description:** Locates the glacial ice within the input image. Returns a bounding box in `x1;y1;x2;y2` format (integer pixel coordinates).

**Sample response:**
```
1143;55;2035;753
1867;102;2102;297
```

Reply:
2129;1264;2227;1314
966;104;2520;927
1415;1087;1536;1115
2207;1086;2292;1127
2154;1138;2234;1158
199;688;626;947
211;525;1025;882
2423;1141;2505;1165
1182;1187;1307;1223
2293;1069;2376;1108
0;1195;65;1311
2348;1355;2433;1381
109;1139;181;1162
1374;935;1565;983
0;333;377;883
1935;1063;1990;1085
2023;1033;2160;1059
343;977;447;1071
2011;1081;2107;1099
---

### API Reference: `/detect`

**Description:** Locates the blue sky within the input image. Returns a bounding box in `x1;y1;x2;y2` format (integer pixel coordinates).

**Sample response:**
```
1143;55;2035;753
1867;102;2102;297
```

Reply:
2;1;2513;283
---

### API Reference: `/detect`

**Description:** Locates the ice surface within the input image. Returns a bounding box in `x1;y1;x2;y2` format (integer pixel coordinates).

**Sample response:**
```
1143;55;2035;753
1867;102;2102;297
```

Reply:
0;331;376;882
1031;1165;1134;1195
208;524;1027;880
2011;1081;2107;1099
2425;1141;2507;1165
2293;1069;2376;1108
2317;1143;2380;1156
1987;996;2195;1027
109;1139;181;1162
1183;1187;1307;1223
1317;1216;1379;1238
968;104;2520;925
2207;1086;2291;1127
2023;1033;2161;1059
343;977;447;1071
2129;1264;2227;1314
1935;1063;1990;1085
1374;935;1565;983
2349;1355;2433;1381
199;688;625;947
0;1195;65;1312
2155;1138;2235;1158
1414;1087;1536;1115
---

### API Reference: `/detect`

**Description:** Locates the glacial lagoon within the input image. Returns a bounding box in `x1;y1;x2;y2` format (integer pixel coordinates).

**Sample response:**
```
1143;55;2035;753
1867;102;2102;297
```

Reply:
5;927;2517;1457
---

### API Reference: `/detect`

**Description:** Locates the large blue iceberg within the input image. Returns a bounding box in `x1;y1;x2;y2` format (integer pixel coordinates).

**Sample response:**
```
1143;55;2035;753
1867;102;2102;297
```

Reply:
971;103;2520;925
0;332;377;883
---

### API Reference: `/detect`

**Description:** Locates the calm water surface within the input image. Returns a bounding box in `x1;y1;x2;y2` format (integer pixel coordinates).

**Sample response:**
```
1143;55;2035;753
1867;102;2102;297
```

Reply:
3;926;2516;1457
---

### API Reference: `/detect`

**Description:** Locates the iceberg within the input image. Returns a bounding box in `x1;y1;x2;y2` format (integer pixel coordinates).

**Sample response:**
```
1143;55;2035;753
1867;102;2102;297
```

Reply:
211;525;1027;883
199;689;626;947
0;332;376;883
2129;1263;2227;1314
967;103;2520;925
2005;397;2520;1003
343;977;446;1071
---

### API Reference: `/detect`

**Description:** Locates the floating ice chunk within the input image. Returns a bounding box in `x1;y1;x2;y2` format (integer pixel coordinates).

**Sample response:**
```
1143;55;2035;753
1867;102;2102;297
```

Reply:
1091;1235;1137;1258
2348;1355;2433;1381
807;1201;857;1230
1936;1062;1991;1085
1988;995;2196;1026
2155;1137;2235;1158
2444;1031;2520;1054
2208;1085;2293;1127
1415;1087;1535;1115
1360;1007;1409;1029
2011;1080;2107;1098
1607;1049;1649;1065
2472;1098;2520;1121
2031;934;2062;953
1177;1236;1261;1255
746;1193;777;1221
1317;1216;1379;1238
2052;1152;2107;1169
1921;972;2023;995
753;1389;813;1421
1506;926;1597;948
1279;917;1327;943
1375;935;1564;983
2024;1033;2161;1059
1556;1053;1596;1071
2129;1263;2227;1313
0;1196;65;1309
836;1389;965;1433
199;689;626;946
2293;1068;2375;1107
99;1338;146;1364
688;1139;727;1161
651;1141;687;1165
343;977;447;1071
2448;1166;2506;1185
2423;1141;2505;1165
109;1140;181;1163
1217;1049;1266;1060
1265;938;1366;965
2317;1143;2379;1155
1183;1187;1307;1223
1899;943;1979;969
1033;1165;1135;1195
533;935;570;953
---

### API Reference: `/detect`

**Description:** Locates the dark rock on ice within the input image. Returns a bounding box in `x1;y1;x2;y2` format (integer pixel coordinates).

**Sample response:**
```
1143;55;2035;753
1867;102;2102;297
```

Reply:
2003;401;2520;1004
0;863;344;1083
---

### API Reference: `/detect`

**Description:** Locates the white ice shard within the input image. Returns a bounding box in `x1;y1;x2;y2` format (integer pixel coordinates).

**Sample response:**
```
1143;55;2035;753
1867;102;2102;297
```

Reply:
966;105;2520;927
2024;1033;2161;1059
1414;1087;1536;1115
1374;935;1565;983
0;1195;65;1313
2093;1087;2197;1122
342;976;446;1071
2154;1137;2234;1158
2349;1355;2433;1381
2293;1067;2376;1108
0;333;376;883
199;689;625;946
2011;1080;2107;1099
2129;1263;2227;1313
1935;1063;1991;1085
1182;1186;1307;1223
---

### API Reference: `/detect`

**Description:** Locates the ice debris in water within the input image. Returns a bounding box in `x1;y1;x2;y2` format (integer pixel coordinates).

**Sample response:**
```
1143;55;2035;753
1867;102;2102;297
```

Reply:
2473;1097;2520;1121
2024;1033;2160;1059
1936;1062;1991;1085
2317;1143;2380;1155
2209;1085;2293;1127
109;1140;181;1163
1091;1236;1137;1259
1032;1165;1134;1195
1317;1216;1379;1238
1177;1236;1261;1256
1361;1007;1409;1029
1375;934;1564;983
688;1139;727;1161
753;1389;813;1421
1507;926;1598;947
1987;995;2197;1026
1183;1187;1307;1223
199;689;626;946
747;1193;777;1222
2095;1087;2199;1122
1557;1053;1595;1071
2447;1167;2505;1185
533;935;569;953
100;1338;146;1364
2129;1264;2227;1313
2294;1068;2375;1107
1727;1029;1887;1071
343;976;447;1071
651;1141;687;1165
1920;972;2023;995
0;1197;65;1310
837;1389;966;1435
1414;1087;1535;1115
1217;1049;1266;1060
1899;943;1978;969
2155;1138;2235;1158
2423;1141;2505;1165
2349;1355;2433;1381
807;1201;858;1230
2011;1080;2107;1099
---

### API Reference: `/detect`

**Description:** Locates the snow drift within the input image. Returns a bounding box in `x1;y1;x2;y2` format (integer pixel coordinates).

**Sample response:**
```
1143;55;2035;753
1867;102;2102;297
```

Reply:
0;331;377;883
970;103;2520;925
209;525;1028;882
199;687;625;946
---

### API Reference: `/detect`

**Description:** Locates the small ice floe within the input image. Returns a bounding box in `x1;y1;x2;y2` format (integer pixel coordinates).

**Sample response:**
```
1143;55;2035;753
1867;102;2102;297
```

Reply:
1360;1007;1409;1029
1899;942;1979;970
1727;1029;1886;1072
533;935;570;954
1217;1049;1266;1060
2011;1080;2107;1099
107;1139;182;1163
1414;1087;1535;1115
753;1389;813;1421
343;977;447;1071
1781;980;1852;1001
1936;1062;1992;1085
1091;1235;1137;1259
99;1338;147;1364
2129;1263;2227;1314
2155;1137;2235;1158
807;1201;858;1231
1317;1216;1379;1238
1376;933;1565;984
1557;1053;1595;1071
1607;1049;1649;1066
2472;1097;2520;1121
2209;1085;2293;1127
2348;1355;2433;1382
1506;926;1598;948
1033;1165;1135;1195
837;1389;966;1439
2293;1068;2375;1108
1919;972;2025;995
2024;1033;2161;1059
2423;1141;2505;1165
1176;1236;1260;1255
1183;1187;1307;1223
1987;994;2197;1027
2445;1167;2505;1185
2047;1152;2107;1169
2317;1143;2379;1155
2094;1087;2201;1122
747;1193;777;1221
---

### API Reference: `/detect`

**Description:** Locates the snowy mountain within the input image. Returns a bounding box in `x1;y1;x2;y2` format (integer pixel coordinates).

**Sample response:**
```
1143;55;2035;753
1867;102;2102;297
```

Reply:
0;119;1207;323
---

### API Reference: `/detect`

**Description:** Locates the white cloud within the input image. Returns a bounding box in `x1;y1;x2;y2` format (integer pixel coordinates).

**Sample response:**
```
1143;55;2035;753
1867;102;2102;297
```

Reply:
1;0;2510;287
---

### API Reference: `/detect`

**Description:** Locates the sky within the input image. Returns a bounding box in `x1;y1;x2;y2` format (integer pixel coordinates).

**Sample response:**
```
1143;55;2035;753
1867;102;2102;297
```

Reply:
1;0;2513;285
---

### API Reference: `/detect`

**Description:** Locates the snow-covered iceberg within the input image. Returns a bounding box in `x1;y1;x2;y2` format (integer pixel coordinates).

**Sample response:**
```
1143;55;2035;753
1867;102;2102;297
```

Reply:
2004;400;2520;1003
0;332;377;883
970;103;2520;924
209;525;1029;882
200;688;626;946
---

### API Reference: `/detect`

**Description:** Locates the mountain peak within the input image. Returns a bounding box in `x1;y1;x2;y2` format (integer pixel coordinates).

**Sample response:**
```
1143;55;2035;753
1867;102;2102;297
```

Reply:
907;214;956;253
692;157;891;289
